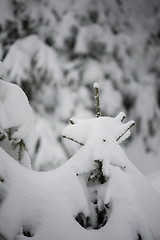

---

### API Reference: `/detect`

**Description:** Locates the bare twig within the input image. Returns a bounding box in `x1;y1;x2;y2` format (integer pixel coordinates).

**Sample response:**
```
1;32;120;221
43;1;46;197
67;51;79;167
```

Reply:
62;135;84;146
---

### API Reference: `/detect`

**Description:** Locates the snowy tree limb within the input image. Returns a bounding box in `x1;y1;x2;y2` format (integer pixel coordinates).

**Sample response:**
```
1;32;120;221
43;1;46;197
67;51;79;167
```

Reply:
116;121;135;142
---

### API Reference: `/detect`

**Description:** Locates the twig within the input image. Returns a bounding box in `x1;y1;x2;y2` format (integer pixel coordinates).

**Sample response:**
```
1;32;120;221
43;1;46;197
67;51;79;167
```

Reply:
62;135;84;146
93;82;101;118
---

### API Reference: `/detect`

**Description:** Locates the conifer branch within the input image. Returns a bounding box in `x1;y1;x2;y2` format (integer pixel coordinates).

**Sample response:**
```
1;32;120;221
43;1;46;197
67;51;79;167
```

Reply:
93;83;101;118
12;139;26;162
17;140;26;162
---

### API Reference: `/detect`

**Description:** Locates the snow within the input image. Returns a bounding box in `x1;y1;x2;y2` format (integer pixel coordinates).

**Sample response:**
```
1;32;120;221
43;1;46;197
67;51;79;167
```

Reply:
75;24;105;54
0;79;35;149
4;35;63;85
0;78;35;167
62;114;135;146
63;114;160;240
83;60;104;85
0;1;160;237
148;171;160;194
93;82;99;89
0;112;160;239
0;0;159;178
55;11;78;50
0;0;14;24
32;116;66;171
100;81;123;115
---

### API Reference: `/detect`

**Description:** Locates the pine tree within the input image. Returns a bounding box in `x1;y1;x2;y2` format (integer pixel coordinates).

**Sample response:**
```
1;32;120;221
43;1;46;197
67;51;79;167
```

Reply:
0;81;160;240
0;62;35;168
1;0;160;178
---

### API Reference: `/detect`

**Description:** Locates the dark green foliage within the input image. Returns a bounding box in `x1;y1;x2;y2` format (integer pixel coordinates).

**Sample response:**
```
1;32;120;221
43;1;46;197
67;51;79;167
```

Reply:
0;127;27;163
45;37;54;47
23;229;33;238
22;54;53;108
75;201;109;230
137;233;143;240
88;160;107;185
64;25;78;53
0;134;6;142
157;90;160;107
0;176;6;204
88;10;99;23
75;212;89;229
35;138;41;154
96;204;108;229
75;160;109;230
21;81;33;102
122;93;135;113
64;36;76;52
87;41;106;60
0;177;4;183
148;119;156;137
0;233;7;240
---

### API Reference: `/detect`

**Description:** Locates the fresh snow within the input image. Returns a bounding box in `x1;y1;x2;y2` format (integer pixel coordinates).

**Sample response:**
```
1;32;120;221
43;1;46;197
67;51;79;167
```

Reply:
0;1;160;238
32;116;66;171
93;82;99;89
0;75;35;167
1;0;160;178
0;112;160;240
3;35;63;85
0;65;160;239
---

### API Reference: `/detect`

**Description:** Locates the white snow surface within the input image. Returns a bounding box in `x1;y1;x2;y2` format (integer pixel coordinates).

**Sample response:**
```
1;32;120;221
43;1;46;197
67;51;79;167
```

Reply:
0;113;160;240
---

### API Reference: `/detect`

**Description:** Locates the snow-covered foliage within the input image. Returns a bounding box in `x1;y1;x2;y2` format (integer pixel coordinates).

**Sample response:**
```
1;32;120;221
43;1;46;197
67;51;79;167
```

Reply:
0;102;160;239
32;116;66;171
1;49;160;238
0;67;35;167
0;0;160;184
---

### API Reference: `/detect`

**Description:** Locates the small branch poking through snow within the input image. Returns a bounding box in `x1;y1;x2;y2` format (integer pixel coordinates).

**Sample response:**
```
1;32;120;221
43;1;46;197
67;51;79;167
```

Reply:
116;121;136;142
93;82;101;118
62;135;84;146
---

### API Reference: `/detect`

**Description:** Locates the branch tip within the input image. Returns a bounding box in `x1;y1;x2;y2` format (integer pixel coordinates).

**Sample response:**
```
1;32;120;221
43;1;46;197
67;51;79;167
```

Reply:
93;82;101;118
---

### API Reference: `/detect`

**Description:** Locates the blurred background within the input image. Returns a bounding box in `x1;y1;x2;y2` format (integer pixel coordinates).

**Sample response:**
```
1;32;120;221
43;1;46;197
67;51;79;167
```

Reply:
0;0;160;191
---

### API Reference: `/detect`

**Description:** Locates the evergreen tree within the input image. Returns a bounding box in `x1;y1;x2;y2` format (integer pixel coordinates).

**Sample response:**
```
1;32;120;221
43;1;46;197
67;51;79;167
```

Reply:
0;63;35;167
0;81;160;240
0;0;160;175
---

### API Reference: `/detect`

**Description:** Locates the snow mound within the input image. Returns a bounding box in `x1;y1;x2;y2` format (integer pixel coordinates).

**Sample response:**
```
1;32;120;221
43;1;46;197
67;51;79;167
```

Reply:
0;112;160;240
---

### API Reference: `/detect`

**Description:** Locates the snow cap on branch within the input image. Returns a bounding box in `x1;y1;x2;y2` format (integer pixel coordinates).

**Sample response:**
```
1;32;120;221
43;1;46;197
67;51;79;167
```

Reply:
93;82;99;89
62;84;135;146
62;115;135;146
